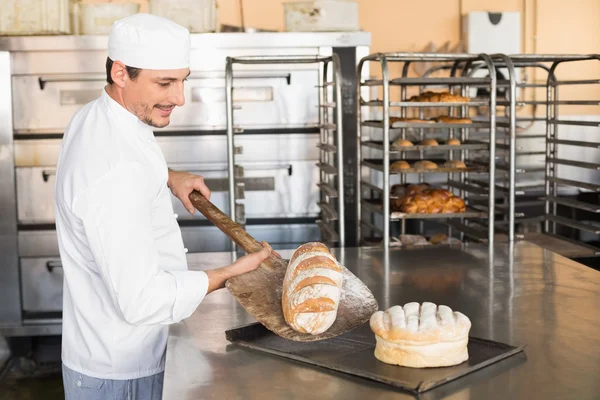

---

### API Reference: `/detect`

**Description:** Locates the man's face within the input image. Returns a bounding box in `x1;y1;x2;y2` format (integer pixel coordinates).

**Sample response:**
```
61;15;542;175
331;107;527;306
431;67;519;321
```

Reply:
122;68;190;128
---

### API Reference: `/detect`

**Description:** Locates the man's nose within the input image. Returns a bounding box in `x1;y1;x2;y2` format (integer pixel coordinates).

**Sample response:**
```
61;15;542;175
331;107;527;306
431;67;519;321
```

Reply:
169;82;185;107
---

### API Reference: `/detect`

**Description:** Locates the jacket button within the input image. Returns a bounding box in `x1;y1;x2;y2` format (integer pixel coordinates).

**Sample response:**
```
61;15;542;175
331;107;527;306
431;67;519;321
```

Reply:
77;380;82;387
184;248;188;253
173;213;178;219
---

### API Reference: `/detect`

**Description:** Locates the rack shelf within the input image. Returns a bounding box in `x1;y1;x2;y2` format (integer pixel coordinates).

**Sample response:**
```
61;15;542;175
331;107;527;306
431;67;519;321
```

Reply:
361;140;489;152
361;159;488;174
362;120;489;130
361;200;487;220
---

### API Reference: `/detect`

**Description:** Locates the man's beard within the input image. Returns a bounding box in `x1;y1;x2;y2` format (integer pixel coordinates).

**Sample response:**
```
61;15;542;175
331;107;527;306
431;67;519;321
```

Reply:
135;102;171;128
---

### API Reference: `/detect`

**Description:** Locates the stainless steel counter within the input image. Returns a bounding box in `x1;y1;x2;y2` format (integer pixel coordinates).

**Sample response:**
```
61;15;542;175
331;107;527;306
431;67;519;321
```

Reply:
164;242;600;399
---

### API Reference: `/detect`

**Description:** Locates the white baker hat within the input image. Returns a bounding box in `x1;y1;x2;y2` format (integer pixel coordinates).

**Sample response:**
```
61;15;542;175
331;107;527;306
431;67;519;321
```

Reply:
108;13;190;70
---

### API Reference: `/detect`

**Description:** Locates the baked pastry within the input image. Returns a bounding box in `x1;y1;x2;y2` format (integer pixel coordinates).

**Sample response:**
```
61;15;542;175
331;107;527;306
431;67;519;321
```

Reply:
413;160;438;170
408;91;470;103
391;160;410;171
429;233;449;245
370;302;471;368
436;116;472;124
429;233;462;245
282;242;344;335
392;138;414;147
443;160;467;169
438;93;470;103
419;139;439;146
446;138;461;145
396;187;466;214
442;197;466;213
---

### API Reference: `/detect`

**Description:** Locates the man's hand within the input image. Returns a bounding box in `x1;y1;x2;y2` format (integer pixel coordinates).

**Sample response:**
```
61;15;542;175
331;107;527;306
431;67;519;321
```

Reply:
205;241;275;294
167;169;211;215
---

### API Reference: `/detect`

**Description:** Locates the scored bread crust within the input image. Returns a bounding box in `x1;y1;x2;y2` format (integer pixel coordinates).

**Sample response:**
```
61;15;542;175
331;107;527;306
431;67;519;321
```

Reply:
282;242;343;335
370;302;471;368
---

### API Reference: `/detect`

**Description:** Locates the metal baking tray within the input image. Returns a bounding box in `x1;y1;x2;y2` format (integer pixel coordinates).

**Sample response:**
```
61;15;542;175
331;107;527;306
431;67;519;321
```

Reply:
225;322;525;394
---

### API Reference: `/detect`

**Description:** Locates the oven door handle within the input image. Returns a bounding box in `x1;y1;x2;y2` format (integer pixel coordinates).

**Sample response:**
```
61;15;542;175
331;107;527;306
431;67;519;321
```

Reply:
42;169;56;182
46;261;63;273
38;74;106;90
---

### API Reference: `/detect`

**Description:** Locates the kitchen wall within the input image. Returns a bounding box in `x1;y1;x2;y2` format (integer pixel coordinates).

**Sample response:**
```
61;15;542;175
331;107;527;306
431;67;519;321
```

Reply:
217;0;600;115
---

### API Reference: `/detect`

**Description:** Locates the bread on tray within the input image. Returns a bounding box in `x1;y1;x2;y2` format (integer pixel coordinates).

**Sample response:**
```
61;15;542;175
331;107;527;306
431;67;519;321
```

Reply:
370;302;471;368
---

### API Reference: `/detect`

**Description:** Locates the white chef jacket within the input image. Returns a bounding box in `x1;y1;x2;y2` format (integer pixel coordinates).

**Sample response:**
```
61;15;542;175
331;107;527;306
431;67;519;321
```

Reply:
54;88;209;380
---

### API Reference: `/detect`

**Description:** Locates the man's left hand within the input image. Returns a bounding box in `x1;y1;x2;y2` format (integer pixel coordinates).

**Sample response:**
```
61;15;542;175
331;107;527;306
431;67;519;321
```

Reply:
167;169;211;215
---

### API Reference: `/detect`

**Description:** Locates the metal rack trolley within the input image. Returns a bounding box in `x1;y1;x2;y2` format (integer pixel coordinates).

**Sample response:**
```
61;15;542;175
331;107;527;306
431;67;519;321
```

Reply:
517;54;600;258
355;52;504;249
225;55;345;248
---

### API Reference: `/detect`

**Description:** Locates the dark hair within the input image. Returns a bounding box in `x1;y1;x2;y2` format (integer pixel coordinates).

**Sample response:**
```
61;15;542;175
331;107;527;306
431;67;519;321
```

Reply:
105;57;141;84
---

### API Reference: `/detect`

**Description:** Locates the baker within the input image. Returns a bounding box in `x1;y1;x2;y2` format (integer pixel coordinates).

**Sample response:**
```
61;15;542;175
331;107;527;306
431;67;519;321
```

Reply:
54;13;274;400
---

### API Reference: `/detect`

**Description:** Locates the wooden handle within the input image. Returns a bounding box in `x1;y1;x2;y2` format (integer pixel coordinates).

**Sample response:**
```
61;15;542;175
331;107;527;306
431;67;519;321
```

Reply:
189;190;263;254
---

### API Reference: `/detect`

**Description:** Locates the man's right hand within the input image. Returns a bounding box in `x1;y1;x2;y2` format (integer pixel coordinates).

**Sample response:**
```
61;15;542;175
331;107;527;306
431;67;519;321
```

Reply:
205;241;273;294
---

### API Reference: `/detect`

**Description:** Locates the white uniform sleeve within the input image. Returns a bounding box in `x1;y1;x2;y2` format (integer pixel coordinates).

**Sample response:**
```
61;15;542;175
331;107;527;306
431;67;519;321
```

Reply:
73;161;208;326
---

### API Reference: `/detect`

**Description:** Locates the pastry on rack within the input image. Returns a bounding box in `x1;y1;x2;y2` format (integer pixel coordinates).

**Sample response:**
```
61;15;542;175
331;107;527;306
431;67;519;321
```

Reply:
408;91;470;103
370;302;471;368
397;187;466;214
419;138;439;146
429;233;463;245
438;93;470;103
442;196;466;213
390;183;430;211
443;160;467;169
392;138;414;147
436;116;472;124
446;138;461;145
413;160;438;170
390;160;411;171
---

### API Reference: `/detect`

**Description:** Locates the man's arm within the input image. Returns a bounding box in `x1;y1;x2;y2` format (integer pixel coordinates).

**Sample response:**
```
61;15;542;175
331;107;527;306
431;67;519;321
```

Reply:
75;162;271;326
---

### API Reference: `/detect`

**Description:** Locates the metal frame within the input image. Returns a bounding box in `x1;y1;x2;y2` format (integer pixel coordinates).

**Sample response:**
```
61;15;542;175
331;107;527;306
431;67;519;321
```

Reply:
0;51;21;330
540;55;600;256
225;55;346;248
356;52;498;249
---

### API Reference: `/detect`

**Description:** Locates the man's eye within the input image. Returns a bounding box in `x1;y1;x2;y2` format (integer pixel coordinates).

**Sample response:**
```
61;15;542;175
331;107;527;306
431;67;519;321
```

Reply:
159;82;171;87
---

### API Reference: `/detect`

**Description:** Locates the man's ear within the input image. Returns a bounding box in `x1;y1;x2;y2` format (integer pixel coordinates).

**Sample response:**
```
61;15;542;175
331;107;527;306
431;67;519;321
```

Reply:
110;60;127;88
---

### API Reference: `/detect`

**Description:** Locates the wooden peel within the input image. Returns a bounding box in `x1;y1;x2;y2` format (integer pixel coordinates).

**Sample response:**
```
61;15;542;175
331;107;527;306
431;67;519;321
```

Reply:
189;190;379;342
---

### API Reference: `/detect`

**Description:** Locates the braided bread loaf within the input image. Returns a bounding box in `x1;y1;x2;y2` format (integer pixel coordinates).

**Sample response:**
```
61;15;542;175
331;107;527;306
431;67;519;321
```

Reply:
282;242;344;335
390;184;466;214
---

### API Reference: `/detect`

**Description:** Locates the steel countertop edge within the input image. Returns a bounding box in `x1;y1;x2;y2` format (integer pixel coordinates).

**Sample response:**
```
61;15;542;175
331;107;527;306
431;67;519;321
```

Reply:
164;241;600;400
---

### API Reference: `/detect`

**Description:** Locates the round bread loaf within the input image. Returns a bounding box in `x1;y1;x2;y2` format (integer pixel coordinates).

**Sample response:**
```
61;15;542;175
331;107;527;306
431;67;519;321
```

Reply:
392;138;414;147
370;302;471;368
391;160;411;171
413;160;438;170
443;160;467;169
282;242;344;335
446;138;461;145
419;139;439;146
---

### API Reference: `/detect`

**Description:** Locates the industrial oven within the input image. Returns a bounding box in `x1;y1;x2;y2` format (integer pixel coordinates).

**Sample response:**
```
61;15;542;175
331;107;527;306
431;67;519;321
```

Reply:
0;32;370;337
